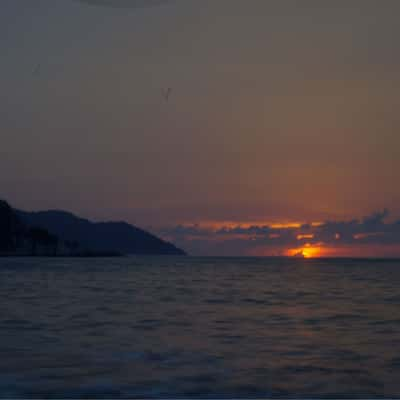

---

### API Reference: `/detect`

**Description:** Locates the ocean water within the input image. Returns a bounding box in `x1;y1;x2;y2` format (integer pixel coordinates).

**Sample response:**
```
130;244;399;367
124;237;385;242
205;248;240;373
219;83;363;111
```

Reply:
0;257;400;399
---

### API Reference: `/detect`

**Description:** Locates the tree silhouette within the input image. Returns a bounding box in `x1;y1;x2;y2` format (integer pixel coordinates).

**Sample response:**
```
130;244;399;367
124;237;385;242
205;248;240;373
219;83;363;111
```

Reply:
27;227;59;256
0;200;24;254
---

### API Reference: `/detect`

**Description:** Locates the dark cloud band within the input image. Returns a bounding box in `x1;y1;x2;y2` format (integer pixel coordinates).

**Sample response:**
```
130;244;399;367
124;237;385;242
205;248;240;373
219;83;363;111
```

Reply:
161;210;400;253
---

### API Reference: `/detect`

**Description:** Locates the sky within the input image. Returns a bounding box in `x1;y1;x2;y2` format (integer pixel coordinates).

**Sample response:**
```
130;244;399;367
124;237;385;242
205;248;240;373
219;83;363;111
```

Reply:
1;0;400;256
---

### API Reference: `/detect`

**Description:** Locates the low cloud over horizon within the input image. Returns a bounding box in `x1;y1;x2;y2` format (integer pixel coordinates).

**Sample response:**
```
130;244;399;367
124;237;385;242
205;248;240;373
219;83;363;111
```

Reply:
158;209;400;257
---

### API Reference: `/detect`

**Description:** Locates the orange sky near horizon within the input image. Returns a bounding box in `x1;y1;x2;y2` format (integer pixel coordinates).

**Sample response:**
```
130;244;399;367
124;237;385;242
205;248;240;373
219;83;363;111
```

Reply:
250;243;400;259
160;210;400;257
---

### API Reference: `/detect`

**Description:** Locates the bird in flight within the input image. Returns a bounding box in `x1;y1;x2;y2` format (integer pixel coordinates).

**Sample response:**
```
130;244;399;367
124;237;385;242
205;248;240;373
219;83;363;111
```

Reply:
162;88;172;102
32;64;41;76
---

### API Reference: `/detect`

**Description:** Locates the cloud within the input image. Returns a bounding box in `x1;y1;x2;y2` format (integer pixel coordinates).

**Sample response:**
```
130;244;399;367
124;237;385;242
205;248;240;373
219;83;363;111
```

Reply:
158;210;400;256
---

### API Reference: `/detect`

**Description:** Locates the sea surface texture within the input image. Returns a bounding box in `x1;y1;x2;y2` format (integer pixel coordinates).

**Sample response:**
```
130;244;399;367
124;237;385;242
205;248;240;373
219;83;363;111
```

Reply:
0;257;399;398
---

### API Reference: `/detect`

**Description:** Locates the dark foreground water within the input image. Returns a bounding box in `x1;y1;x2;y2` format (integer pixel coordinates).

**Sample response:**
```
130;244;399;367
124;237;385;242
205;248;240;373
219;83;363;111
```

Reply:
0;257;400;398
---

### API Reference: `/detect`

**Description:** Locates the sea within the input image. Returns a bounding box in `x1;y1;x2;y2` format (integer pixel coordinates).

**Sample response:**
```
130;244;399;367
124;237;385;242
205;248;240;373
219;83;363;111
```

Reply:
0;256;399;398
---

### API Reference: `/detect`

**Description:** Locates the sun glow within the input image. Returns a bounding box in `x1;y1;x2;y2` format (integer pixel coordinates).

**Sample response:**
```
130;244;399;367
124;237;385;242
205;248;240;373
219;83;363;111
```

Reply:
287;244;322;258
301;247;321;258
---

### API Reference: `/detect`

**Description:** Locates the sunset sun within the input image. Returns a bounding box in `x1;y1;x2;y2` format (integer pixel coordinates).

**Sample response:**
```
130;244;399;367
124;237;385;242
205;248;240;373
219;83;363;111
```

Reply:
288;245;322;258
301;247;320;258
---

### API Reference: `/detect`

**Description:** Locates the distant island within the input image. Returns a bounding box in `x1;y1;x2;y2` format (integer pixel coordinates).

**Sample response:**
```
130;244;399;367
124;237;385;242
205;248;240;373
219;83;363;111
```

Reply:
0;199;186;257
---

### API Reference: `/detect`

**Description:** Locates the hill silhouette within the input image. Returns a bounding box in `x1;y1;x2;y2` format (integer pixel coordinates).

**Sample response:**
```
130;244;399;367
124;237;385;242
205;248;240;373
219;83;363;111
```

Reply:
17;209;185;255
0;199;186;256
